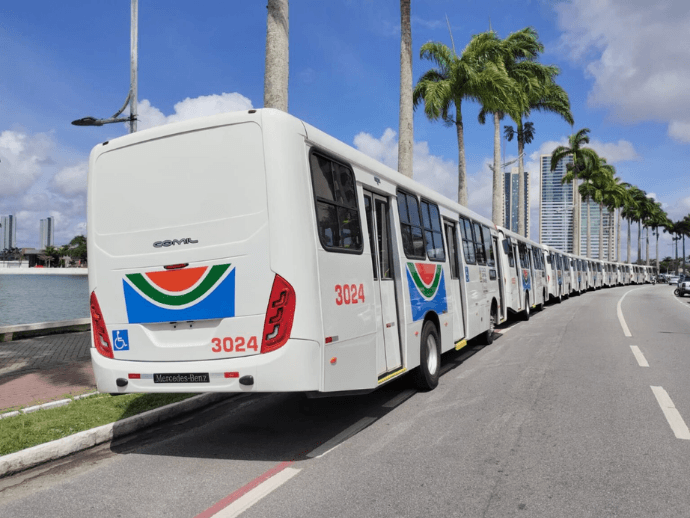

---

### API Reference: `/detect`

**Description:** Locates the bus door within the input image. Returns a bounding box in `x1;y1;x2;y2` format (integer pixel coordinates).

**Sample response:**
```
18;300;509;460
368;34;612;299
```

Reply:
493;234;506;321
443;219;466;342
364;192;402;375
513;241;524;310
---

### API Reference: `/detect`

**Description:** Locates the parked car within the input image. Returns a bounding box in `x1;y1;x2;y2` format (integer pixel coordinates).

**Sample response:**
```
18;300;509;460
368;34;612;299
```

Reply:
674;279;690;297
668;275;680;285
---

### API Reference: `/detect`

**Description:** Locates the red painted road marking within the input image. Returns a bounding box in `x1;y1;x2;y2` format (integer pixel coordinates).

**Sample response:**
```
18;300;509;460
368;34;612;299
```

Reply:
195;460;294;518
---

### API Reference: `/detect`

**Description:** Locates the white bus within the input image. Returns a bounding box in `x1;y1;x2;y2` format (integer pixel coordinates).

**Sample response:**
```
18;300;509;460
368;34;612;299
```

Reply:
495;226;547;320
87;109;500;396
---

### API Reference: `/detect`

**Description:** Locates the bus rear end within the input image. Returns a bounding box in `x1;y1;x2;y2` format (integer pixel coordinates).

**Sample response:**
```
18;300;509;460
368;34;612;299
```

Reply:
87;112;320;394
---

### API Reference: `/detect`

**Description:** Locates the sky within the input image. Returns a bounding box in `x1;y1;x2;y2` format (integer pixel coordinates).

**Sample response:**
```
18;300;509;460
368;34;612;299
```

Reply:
1;0;689;260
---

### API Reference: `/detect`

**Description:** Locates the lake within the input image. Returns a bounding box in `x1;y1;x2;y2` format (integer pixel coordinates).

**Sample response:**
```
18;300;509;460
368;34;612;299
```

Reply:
0;275;89;326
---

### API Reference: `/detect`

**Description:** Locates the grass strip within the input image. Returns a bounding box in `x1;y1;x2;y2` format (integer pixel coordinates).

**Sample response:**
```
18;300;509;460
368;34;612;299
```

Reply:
0;392;195;456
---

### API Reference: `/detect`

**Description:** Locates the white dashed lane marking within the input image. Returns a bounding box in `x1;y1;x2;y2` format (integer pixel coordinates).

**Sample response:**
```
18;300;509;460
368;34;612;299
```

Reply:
651;386;690;440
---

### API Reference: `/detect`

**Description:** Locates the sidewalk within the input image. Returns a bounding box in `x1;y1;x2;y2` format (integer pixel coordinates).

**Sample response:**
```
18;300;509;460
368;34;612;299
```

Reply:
0;331;96;412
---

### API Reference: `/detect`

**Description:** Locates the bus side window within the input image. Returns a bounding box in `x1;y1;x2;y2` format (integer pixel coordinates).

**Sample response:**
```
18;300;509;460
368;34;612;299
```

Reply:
310;151;363;252
363;195;377;279
482;226;495;267
459;218;476;265
444;222;459;279
397;191;426;259
421;200;446;262
518;243;528;268
502;239;514;267
473;222;486;265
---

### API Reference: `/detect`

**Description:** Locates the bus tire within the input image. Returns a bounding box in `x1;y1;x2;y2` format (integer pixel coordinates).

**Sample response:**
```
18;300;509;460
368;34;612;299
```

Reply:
522;294;530;321
412;320;440;391
482;306;496;346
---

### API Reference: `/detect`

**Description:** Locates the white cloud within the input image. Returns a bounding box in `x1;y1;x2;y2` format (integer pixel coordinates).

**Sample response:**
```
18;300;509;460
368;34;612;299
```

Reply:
0;130;54;200
555;0;690;141
51;162;88;197
353;128;460;203
668;121;690;143
136;92;254;131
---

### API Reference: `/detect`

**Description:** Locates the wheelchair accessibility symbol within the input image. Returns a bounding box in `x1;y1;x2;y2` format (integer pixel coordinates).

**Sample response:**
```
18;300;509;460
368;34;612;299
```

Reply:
112;330;129;351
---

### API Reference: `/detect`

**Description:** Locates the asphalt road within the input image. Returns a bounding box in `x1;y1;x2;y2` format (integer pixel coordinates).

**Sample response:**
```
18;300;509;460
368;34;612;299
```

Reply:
1;283;689;518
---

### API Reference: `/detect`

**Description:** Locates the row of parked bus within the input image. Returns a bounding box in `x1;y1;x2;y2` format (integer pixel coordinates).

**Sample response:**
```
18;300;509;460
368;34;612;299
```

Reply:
87;109;658;397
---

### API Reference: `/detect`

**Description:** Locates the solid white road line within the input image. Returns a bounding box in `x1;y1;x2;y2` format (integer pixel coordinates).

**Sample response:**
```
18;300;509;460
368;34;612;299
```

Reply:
212;467;301;518
307;417;377;458
669;290;690;309
630;346;649;367
651;386;690;440
616;287;646;337
382;389;416;408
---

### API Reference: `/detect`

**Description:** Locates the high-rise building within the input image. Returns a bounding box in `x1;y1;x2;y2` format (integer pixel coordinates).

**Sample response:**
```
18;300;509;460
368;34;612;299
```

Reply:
1;215;17;250
540;155;575;252
40;216;55;249
540;155;615;257
503;167;529;237
580;201;615;260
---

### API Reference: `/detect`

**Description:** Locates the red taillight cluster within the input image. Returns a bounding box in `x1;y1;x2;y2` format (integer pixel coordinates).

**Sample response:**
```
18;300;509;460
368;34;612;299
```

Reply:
90;291;113;359
261;274;296;354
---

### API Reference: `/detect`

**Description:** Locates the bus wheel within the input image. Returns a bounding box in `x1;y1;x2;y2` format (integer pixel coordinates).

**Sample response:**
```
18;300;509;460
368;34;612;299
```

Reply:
413;321;440;391
522;295;530;321
483;307;496;346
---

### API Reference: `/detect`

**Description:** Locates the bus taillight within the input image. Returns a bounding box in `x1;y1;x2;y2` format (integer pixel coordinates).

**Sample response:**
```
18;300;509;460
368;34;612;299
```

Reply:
261;274;296;354
90;291;114;359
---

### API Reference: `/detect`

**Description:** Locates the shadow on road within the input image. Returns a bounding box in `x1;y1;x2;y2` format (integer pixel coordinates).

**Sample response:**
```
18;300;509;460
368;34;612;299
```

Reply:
109;339;494;465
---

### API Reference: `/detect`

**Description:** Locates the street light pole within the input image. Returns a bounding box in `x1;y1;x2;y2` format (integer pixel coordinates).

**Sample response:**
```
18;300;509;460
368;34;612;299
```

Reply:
72;0;138;131
130;0;138;133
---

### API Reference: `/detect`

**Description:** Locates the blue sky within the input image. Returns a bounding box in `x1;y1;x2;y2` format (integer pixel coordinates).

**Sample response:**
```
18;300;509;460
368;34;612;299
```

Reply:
1;0;689;259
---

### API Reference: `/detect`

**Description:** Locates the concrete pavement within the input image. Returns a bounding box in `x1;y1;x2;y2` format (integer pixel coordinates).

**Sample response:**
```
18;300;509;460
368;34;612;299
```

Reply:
0;331;96;412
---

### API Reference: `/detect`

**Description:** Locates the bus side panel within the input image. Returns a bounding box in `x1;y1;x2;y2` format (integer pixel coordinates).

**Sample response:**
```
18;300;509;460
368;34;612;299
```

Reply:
262;114;326;390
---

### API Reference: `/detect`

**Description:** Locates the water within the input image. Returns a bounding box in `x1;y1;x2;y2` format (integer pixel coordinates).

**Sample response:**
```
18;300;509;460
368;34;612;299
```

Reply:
0;275;89;326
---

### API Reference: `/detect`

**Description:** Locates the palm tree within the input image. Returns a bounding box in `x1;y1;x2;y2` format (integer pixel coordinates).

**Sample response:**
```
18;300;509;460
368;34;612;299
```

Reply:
621;185;641;264
398;0;413;178
646;203;668;272
264;0;289;111
623;186;647;264
602;175;628;261
574;149;605;258
507;69;573;237
477;27;541;225
589;159;615;259
414;33;517;206
551;128;598;255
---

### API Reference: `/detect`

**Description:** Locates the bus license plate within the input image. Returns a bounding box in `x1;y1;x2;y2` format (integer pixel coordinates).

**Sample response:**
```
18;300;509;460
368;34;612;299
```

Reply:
153;373;210;383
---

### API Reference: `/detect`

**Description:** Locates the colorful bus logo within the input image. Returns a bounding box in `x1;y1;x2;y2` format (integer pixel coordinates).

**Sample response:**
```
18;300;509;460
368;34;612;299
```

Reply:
521;268;531;291
122;264;235;323
406;263;447;321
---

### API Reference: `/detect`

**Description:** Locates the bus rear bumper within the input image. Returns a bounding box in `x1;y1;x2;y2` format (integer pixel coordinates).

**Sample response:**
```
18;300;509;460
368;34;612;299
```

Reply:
91;339;321;394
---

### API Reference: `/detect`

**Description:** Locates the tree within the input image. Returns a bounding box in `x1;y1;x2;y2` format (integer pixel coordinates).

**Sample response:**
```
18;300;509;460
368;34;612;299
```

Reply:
398;0;413;178
264;0;289;111
551;128;598;255
646;203;668;272
68;235;87;265
414;33;517;206
601;174;628;261
506;60;573;236
587;158;615;259
44;246;61;268
477;27;542;225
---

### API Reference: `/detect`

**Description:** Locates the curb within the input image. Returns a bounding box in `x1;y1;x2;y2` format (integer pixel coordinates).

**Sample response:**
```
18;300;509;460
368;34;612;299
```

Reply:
0;392;234;478
0;392;100;419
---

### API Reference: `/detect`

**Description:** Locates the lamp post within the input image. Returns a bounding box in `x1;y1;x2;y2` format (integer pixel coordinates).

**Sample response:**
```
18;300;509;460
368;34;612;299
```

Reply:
72;0;138;132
